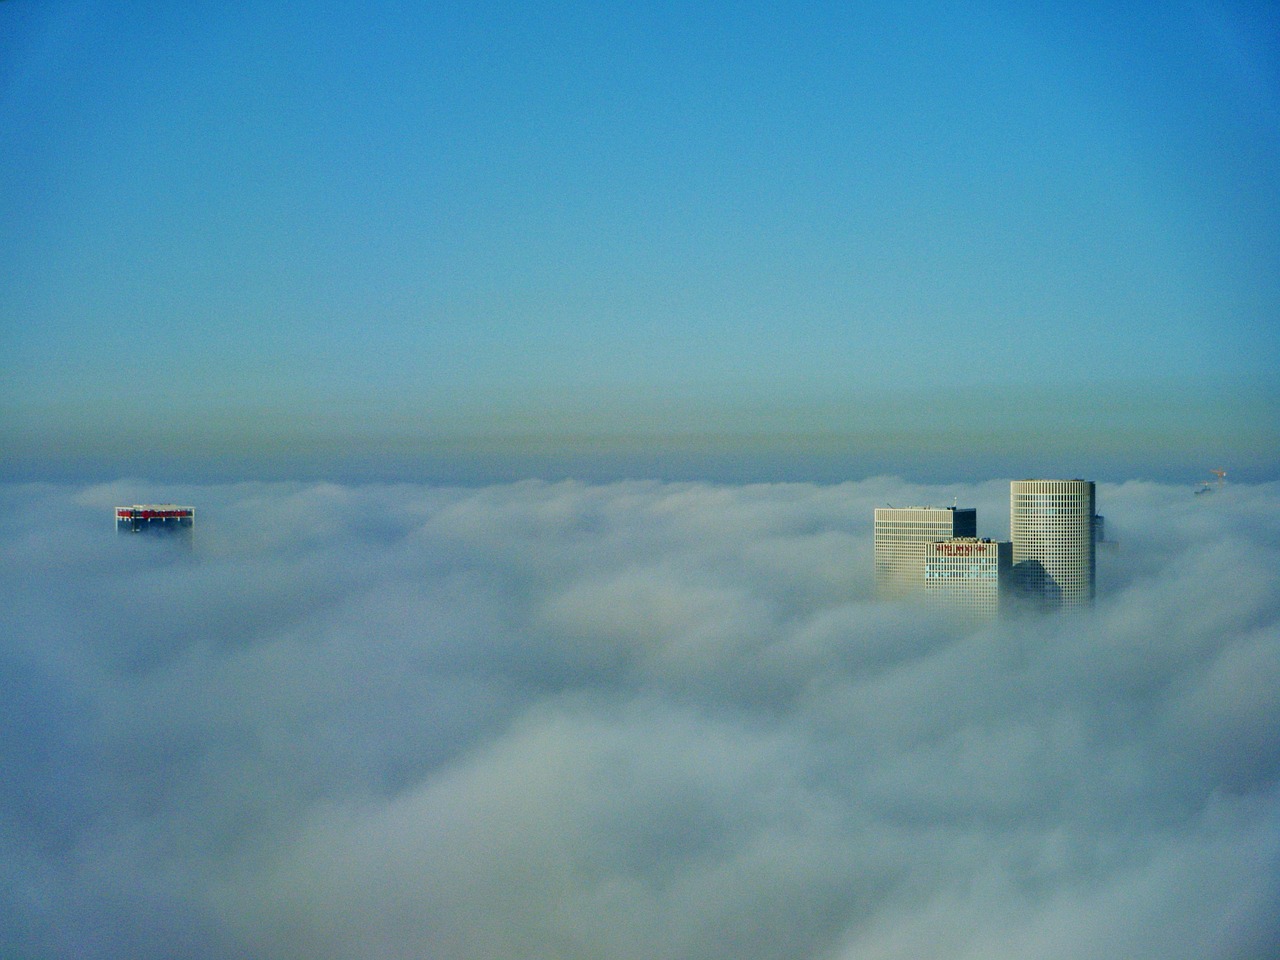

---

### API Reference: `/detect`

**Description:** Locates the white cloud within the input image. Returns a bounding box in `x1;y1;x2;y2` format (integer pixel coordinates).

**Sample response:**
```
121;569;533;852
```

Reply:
2;478;1277;959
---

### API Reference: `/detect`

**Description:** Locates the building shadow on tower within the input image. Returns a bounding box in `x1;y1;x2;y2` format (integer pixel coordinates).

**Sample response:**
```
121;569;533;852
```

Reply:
1011;559;1061;610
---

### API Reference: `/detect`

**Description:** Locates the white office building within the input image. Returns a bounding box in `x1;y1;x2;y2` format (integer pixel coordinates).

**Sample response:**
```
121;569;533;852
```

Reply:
1010;479;1095;608
924;537;1011;621
874;505;977;598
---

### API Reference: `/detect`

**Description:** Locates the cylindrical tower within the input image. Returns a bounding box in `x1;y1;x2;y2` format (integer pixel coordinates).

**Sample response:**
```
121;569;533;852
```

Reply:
1010;480;1095;608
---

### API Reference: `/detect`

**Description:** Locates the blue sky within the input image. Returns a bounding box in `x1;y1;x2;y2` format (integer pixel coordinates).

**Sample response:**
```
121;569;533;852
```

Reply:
2;0;1277;480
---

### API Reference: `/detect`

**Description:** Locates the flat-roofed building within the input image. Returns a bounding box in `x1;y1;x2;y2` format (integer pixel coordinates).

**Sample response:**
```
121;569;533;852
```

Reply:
116;505;195;547
874;506;977;598
924;537;1011;621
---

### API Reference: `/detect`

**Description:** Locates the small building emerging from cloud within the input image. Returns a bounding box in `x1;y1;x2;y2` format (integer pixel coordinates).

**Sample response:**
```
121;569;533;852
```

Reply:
115;504;195;547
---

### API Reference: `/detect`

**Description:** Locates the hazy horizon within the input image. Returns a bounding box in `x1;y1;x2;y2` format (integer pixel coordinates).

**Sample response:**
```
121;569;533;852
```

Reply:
3;1;1277;477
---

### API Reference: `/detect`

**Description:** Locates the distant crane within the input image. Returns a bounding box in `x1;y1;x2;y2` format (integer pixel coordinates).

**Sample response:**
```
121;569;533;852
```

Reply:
1195;469;1227;495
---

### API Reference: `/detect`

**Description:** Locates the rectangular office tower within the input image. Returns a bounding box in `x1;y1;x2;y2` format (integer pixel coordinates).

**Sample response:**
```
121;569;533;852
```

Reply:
116;505;195;546
925;538;1012;621
1010;480;1095;608
874;506;977;598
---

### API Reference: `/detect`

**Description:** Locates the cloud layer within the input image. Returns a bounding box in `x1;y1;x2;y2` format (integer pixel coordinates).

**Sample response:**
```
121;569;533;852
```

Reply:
3;478;1278;959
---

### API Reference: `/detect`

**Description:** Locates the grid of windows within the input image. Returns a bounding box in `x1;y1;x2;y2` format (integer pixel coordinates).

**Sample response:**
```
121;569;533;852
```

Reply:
874;507;976;598
924;538;1011;621
1010;480;1095;608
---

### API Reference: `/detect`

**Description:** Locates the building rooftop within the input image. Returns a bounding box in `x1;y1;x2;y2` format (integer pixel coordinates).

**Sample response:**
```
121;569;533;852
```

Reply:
116;505;194;517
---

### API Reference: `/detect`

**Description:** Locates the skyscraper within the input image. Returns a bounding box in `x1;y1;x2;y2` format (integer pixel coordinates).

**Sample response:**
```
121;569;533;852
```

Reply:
1009;480;1095;608
924;537;1012;621
874;506;977;598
